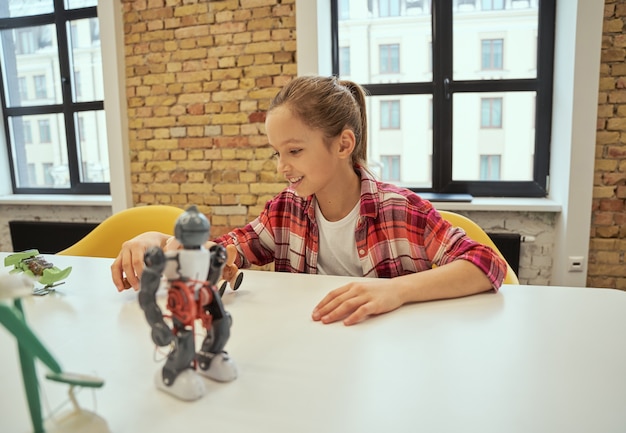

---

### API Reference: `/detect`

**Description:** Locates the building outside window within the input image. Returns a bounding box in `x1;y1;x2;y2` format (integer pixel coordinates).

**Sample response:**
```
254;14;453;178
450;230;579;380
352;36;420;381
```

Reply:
0;0;108;193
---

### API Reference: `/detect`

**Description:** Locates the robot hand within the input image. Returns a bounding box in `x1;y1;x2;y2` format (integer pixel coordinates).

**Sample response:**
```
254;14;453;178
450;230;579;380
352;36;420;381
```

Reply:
218;245;243;297
151;322;174;347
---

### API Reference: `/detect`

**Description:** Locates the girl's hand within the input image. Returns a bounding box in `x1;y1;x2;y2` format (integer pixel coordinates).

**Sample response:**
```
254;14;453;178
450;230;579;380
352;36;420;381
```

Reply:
311;279;404;326
111;231;171;292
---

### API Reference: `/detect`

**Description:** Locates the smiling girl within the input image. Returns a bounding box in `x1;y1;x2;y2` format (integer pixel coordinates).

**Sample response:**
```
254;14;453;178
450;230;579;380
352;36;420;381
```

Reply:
112;76;506;326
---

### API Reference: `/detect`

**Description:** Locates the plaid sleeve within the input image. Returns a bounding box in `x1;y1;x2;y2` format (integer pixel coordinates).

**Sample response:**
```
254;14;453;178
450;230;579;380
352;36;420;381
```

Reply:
424;209;507;290
213;199;278;269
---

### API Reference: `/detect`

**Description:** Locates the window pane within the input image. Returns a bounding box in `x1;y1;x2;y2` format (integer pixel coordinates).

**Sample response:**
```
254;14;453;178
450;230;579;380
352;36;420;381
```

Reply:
368;94;432;188
338;0;350;20
75;110;110;183
479;155;501;180
381;155;401;181
452;92;535;181
453;4;538;80
65;0;98;8
0;25;62;107
67;18;104;102
481;39;503;70
340;46;351;76
0;1;54;18
337;2;431;83
380;100;400;129
9;114;69;188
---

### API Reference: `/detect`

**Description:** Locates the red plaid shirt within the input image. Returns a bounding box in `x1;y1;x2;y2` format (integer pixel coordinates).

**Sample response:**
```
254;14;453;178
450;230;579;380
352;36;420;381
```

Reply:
214;168;506;289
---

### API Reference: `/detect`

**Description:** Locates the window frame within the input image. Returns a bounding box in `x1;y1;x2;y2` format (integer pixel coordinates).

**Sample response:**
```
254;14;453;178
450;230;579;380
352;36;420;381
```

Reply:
0;1;108;195
330;0;555;197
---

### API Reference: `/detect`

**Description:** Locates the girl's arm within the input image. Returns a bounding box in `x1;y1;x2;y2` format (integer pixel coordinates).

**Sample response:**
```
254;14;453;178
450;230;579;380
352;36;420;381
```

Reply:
312;259;493;326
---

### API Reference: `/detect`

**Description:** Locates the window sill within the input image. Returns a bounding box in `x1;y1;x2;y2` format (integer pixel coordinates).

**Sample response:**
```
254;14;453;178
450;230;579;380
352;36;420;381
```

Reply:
0;195;560;212
432;197;561;212
0;194;112;207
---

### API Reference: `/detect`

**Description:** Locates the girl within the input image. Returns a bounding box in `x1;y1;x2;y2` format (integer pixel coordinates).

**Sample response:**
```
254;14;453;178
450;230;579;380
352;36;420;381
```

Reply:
112;76;506;326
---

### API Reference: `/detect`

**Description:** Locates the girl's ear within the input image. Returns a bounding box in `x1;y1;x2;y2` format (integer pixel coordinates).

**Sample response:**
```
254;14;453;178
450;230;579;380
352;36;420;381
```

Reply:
337;129;356;159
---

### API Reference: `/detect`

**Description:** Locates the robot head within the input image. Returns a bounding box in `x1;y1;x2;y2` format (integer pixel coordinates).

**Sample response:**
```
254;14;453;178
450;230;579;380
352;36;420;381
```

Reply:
174;205;210;249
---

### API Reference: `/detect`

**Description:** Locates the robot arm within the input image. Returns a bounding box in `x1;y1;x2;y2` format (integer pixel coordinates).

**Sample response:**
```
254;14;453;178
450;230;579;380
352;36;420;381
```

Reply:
138;247;173;347
208;244;227;286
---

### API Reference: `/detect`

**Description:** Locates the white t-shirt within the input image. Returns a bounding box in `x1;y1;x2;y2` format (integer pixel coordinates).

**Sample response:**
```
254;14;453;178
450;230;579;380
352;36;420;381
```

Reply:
314;200;363;277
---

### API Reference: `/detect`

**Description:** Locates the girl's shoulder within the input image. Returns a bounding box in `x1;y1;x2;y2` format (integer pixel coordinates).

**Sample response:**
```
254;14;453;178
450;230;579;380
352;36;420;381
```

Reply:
367;177;434;211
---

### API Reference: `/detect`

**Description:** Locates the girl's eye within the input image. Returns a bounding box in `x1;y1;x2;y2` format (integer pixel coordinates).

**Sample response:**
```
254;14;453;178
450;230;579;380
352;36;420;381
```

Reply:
271;151;279;159
289;149;301;155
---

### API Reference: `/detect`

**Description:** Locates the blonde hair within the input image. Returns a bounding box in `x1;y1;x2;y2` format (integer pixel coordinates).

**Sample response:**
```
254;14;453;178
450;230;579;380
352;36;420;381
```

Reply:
268;76;368;168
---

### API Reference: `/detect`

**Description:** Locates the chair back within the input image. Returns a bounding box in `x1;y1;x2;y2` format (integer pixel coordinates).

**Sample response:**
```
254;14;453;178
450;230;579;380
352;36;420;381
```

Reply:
437;210;520;285
57;205;184;258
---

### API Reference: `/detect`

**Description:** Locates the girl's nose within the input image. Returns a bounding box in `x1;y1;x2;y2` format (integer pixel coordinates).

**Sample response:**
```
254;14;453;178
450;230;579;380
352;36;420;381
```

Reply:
276;156;289;173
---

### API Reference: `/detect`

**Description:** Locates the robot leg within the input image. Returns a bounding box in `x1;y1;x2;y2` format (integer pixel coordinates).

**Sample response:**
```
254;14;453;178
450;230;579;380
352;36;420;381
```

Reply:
156;330;205;401
197;312;237;382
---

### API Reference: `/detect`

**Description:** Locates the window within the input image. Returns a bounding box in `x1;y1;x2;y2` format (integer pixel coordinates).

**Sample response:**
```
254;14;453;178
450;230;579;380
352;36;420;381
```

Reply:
340;47;351;76
480;155;501;180
481;0;504;10
38;119;50;143
381;100;401;129
481;39;503;70
33;75;46;99
18;76;27;100
480;98;502;128
381;155;401;181
379;44;400;73
332;1;554;197
457;0;476;9
0;1;108;193
379;0;401;17
338;0;350;20
23;120;31;143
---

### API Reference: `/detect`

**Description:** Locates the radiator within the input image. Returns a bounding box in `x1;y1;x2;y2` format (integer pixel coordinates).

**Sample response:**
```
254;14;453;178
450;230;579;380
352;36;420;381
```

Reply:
9;221;99;254
487;232;521;275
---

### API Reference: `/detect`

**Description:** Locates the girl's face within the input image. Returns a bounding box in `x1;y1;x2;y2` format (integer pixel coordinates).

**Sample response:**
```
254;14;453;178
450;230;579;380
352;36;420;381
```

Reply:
266;106;345;198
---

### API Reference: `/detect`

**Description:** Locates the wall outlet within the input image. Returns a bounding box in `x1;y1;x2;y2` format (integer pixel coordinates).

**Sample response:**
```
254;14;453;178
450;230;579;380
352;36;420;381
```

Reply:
567;256;584;272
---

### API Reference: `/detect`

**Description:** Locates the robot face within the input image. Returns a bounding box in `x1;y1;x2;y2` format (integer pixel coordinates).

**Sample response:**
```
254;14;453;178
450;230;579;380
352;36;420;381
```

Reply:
174;205;210;248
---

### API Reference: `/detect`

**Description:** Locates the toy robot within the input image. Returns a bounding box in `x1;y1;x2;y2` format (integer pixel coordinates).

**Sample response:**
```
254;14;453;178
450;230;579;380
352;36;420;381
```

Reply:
4;250;72;295
138;205;237;401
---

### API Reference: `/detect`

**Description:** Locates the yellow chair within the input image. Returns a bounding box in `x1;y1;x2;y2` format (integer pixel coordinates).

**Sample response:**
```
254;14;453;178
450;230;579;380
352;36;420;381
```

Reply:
437;210;520;285
57;205;184;258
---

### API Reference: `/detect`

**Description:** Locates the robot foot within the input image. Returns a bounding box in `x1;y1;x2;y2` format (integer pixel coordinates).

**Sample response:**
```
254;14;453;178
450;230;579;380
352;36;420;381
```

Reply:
155;369;206;401
197;351;238;382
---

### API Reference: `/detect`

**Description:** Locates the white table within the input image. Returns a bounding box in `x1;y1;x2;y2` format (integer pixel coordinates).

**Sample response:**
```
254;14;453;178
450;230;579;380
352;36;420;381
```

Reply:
1;253;625;433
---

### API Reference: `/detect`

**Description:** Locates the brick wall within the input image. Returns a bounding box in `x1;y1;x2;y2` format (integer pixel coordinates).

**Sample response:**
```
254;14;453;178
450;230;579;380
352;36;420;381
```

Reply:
122;0;296;238
590;0;626;289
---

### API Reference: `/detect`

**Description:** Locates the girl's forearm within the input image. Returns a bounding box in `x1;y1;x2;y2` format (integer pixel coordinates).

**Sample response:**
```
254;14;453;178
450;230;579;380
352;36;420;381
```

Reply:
395;260;494;305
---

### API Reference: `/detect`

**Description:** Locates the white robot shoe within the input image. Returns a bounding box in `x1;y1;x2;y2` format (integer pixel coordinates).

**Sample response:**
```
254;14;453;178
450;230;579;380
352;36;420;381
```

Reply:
197;351;238;382
155;369;206;401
